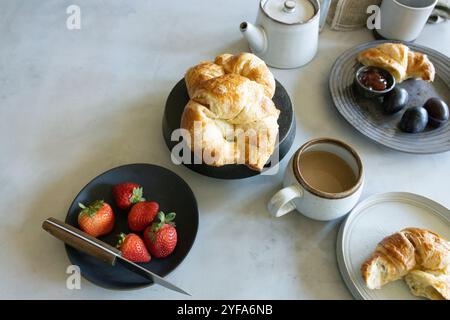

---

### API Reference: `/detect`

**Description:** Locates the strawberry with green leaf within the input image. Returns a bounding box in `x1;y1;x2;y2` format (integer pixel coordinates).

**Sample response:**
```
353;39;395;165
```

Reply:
78;200;115;237
128;201;159;232
144;212;177;258
112;182;145;210
116;233;151;263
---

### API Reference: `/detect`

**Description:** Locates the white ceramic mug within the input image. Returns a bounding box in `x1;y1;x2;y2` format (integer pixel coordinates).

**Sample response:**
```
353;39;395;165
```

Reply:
268;138;364;221
378;0;438;42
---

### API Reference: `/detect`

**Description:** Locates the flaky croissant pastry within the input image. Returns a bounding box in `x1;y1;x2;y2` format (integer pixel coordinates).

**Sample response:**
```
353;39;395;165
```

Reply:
405;269;450;300
357;43;435;83
181;53;280;171
361;228;450;291
406;51;435;83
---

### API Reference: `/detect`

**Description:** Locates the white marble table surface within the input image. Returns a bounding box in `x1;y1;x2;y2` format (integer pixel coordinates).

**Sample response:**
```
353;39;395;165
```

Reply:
0;0;449;299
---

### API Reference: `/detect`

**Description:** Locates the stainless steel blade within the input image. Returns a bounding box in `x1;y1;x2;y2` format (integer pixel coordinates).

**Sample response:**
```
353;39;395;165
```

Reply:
116;256;190;296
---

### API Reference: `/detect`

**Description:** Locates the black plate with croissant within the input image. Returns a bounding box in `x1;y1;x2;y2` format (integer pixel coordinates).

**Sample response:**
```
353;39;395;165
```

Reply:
163;53;295;179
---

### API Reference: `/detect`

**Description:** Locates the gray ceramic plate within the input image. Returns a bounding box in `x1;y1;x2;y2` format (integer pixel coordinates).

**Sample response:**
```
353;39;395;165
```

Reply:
330;40;450;154
337;192;450;300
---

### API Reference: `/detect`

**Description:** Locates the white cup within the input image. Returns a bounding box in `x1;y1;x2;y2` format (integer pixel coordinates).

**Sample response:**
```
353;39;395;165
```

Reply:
378;0;438;42
268;138;364;221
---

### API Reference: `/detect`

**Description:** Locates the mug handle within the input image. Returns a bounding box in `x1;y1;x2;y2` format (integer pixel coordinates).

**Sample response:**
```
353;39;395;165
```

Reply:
319;0;331;31
268;185;303;218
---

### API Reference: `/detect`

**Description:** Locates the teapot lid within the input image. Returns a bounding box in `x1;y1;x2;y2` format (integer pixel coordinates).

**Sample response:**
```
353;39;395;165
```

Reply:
261;0;316;25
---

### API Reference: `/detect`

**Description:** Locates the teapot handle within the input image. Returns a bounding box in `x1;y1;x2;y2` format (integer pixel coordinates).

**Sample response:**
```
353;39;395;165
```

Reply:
319;0;331;31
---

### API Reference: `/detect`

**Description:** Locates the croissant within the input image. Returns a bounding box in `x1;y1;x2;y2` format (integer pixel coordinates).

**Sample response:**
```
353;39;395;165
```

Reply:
357;43;435;83
181;53;280;171
184;61;225;98
406;50;435;82
405;269;450;300
361;228;450;290
214;53;276;99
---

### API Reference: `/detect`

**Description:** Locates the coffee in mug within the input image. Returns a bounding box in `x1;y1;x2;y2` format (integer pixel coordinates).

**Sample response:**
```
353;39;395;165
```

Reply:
297;150;357;194
268;138;364;221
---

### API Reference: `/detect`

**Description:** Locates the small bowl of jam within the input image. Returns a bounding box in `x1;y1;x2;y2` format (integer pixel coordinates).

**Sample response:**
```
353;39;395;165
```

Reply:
354;66;395;99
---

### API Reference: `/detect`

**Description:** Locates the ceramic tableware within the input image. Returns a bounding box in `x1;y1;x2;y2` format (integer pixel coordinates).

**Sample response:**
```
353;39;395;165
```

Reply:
337;192;450;300
354;66;396;99
65;164;199;290
377;0;438;42
240;0;331;68
330;40;450;154
268;138;364;221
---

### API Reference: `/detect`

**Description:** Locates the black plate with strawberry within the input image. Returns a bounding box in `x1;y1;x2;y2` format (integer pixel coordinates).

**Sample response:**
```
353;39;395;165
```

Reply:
65;163;198;290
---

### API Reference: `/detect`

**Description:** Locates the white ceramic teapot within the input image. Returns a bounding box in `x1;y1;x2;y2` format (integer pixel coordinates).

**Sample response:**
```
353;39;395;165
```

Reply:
240;0;330;69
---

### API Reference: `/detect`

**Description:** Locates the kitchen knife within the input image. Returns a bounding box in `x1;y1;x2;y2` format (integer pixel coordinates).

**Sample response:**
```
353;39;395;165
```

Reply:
42;217;190;295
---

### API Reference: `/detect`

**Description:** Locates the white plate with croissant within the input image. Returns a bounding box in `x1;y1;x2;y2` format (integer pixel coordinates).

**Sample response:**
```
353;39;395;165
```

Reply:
337;192;450;300
330;41;450;154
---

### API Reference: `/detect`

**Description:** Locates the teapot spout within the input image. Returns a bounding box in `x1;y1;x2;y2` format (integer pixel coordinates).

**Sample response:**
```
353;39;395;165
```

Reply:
239;22;266;54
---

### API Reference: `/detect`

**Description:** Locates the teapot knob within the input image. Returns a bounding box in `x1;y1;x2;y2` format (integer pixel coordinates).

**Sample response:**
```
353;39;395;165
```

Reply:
283;0;296;13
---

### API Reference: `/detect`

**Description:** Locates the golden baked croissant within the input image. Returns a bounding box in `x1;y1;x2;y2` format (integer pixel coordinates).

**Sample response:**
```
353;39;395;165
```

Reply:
184;61;225;98
361;228;450;290
405;269;450;300
185;53;276;99
357;43;435;83
214;53;276;99
181;53;280;171
406;51;435;82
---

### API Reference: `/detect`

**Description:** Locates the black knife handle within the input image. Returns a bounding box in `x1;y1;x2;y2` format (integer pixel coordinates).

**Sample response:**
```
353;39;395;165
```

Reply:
42;217;121;265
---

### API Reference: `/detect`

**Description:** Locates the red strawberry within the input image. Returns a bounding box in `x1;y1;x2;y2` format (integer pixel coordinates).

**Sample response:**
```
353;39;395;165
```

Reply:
112;182;145;210
78;200;115;237
128;201;159;232
144;212;177;258
116;233;151;263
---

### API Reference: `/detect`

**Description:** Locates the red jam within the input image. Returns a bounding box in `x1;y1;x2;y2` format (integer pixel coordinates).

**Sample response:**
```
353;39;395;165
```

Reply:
359;69;388;91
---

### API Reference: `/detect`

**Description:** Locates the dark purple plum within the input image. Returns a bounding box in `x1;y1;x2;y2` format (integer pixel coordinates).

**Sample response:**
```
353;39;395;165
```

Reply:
423;98;449;128
383;87;409;114
399;107;428;133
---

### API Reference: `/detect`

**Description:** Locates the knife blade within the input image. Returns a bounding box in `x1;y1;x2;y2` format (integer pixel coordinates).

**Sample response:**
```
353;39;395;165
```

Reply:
116;256;189;295
42;217;190;295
